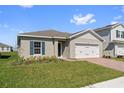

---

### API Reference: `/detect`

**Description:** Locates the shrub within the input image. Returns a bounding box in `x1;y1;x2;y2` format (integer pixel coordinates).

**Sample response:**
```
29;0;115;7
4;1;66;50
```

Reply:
24;56;37;65
36;56;59;63
12;55;64;65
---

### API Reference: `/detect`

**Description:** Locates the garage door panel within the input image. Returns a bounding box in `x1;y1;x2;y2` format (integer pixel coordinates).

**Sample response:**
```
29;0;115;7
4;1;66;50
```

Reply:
117;46;124;55
75;44;99;58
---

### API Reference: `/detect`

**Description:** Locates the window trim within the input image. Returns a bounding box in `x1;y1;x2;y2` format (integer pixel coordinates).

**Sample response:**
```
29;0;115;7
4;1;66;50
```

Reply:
116;30;121;38
116;30;124;38
30;40;45;55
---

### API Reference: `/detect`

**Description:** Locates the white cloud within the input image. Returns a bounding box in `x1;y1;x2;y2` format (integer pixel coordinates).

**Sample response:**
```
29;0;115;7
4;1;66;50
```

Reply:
114;15;122;20
70;13;96;25
89;19;96;23
111;15;123;24
19;30;24;33
111;21;118;24
19;5;33;8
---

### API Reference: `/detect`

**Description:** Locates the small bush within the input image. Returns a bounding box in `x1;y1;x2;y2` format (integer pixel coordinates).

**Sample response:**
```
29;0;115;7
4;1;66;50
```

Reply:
12;56;64;65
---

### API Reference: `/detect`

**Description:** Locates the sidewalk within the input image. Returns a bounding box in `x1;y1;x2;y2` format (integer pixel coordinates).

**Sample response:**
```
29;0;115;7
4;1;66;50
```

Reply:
85;76;124;88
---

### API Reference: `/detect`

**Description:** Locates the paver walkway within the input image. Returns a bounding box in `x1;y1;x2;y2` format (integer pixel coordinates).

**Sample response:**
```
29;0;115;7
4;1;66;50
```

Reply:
85;76;124;88
80;58;124;72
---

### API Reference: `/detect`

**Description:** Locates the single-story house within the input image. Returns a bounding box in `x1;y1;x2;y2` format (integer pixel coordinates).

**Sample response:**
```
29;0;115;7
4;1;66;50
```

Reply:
0;42;13;52
17;29;104;58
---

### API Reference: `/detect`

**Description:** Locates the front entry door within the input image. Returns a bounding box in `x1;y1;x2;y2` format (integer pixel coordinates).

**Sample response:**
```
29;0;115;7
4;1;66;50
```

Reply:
58;42;62;57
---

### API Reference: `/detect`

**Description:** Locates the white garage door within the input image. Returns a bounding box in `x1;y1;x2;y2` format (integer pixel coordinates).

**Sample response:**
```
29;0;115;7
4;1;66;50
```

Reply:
117;46;124;56
75;44;100;58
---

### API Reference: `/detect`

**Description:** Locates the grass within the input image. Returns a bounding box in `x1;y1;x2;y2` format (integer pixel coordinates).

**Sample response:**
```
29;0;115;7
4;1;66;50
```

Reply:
0;52;124;88
112;58;124;62
0;52;17;62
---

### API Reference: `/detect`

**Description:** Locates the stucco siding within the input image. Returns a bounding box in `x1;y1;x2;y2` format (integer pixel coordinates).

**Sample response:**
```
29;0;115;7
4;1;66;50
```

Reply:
62;40;70;58
18;37;58;58
18;39;30;58
69;32;103;58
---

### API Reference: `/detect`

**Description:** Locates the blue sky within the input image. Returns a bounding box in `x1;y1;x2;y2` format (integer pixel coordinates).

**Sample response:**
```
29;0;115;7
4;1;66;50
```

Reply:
0;5;124;47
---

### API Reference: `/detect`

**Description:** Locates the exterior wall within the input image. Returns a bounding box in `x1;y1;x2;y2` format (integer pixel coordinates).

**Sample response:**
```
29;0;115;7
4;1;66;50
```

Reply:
96;29;111;42
0;47;11;52
18;37;58;58
95;29;113;57
114;43;124;57
62;40;70;58
111;25;124;41
103;42;115;57
96;25;124;57
69;32;103;58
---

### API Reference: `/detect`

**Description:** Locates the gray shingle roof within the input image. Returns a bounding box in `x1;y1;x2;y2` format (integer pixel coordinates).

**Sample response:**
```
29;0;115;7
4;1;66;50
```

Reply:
0;42;11;47
20;30;72;38
94;23;120;31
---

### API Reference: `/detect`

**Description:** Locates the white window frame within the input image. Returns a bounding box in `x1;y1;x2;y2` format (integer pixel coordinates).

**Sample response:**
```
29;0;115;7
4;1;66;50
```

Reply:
116;30;124;39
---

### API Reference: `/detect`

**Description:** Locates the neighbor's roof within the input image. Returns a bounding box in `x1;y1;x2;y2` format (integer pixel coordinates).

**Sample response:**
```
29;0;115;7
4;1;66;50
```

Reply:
94;23;122;32
0;42;11;47
19;30;71;38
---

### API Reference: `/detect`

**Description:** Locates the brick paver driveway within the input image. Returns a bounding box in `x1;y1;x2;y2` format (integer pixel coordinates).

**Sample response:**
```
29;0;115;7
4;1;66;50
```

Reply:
80;58;124;72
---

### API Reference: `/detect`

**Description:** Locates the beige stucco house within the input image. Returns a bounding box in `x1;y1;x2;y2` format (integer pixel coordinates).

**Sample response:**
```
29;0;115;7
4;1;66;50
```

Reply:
17;29;104;58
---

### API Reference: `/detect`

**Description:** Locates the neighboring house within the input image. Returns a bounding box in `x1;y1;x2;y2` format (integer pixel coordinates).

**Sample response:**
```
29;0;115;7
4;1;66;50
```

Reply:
95;23;124;57
0;42;13;52
17;29;104;58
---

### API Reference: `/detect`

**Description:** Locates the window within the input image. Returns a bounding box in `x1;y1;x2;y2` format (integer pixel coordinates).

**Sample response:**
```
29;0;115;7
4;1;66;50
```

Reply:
121;31;124;38
34;42;41;54
116;30;120;38
30;41;45;55
2;47;4;51
7;47;9;50
116;30;124;38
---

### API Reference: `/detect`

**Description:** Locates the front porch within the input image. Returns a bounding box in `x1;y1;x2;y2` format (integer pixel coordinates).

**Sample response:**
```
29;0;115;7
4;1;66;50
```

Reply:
52;38;69;58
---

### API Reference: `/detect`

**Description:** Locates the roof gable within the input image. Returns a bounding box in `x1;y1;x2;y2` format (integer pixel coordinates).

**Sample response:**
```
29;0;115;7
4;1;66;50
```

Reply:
69;29;104;41
0;42;11;47
94;23;124;32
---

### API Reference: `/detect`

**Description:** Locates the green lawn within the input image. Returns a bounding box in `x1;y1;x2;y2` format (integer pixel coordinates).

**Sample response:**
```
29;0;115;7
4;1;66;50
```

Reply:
112;58;124;62
0;52;17;62
0;52;124;88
